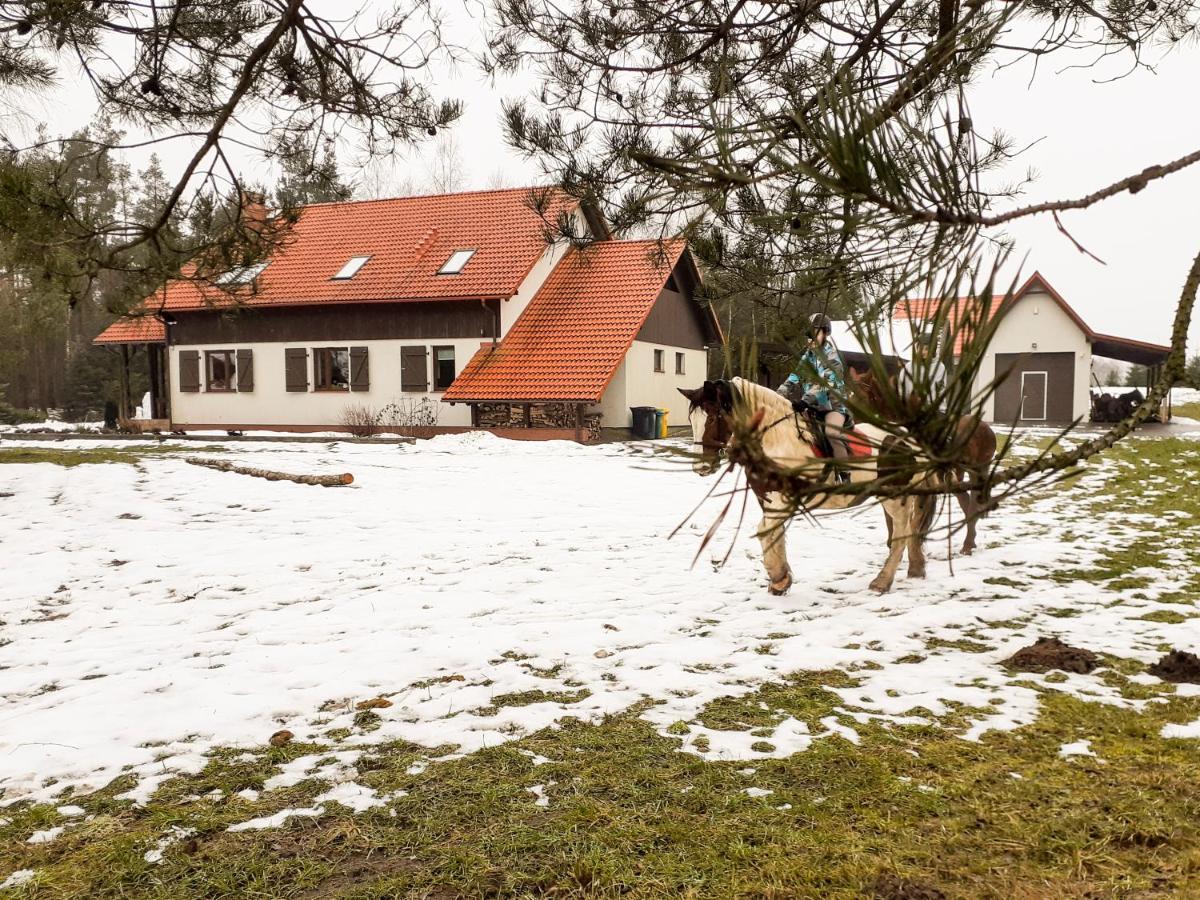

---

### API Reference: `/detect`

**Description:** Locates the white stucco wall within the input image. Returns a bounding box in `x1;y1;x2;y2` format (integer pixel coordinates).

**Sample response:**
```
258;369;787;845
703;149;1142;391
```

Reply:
168;339;482;428
596;356;629;427
604;340;707;429
973;288;1093;422
498;209;588;335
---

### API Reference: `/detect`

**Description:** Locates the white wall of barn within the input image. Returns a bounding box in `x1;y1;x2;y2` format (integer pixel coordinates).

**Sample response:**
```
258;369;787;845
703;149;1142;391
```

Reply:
168;339;483;428
973;288;1093;422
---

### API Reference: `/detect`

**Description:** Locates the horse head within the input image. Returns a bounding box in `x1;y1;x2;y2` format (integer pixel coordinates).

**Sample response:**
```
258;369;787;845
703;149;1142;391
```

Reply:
678;379;734;476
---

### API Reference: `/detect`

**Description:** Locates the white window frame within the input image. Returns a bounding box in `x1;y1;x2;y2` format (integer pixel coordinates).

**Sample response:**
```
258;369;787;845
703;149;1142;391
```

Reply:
214;261;269;285
653;348;665;373
332;255;371;280
1020;371;1048;421
437;248;476;275
675;352;685;375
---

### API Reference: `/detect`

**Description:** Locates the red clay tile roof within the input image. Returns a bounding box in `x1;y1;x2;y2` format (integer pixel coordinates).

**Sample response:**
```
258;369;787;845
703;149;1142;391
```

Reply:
443;240;697;403
893;293;1005;356
93;316;166;344
145;186;578;312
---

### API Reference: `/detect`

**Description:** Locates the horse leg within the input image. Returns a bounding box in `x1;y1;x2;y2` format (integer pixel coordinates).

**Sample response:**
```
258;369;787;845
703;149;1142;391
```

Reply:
757;491;793;595
906;496;929;579
870;497;909;593
957;472;978;555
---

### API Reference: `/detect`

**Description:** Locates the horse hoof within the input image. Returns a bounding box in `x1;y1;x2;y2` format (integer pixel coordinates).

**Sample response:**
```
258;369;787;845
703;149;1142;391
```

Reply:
768;574;793;595
961;544;975;556
907;567;926;580
869;578;891;594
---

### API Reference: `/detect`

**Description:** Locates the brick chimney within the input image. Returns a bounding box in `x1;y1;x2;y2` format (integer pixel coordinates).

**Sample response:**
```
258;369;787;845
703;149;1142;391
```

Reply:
239;190;268;235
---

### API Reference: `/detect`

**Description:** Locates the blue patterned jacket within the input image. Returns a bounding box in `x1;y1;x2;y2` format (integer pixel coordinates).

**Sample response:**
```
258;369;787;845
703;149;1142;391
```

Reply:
782;339;849;415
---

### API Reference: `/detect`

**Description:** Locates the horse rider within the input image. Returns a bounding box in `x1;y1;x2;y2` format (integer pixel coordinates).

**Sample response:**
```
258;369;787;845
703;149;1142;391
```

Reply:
778;312;852;483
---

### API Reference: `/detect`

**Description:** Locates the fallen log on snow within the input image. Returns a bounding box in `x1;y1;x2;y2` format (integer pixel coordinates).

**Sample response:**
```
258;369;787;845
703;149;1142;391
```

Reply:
185;457;354;487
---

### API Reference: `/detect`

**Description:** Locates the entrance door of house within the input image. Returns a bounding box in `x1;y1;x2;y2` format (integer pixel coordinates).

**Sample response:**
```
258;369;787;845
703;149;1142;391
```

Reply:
1020;371;1047;421
993;351;1075;424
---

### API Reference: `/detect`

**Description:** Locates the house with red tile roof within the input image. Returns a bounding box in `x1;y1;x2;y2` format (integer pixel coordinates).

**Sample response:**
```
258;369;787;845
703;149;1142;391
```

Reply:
95;187;721;440
893;272;1169;425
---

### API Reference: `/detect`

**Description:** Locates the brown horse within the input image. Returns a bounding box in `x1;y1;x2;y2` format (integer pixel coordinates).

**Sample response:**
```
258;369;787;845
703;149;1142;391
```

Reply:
848;367;997;555
679;378;936;594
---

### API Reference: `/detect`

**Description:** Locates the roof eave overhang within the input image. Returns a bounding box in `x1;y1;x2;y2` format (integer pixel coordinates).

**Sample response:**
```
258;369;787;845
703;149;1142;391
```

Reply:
442;395;603;405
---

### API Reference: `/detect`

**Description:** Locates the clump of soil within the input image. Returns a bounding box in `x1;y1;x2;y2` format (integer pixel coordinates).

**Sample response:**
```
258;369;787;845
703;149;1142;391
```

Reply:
1002;637;1098;675
1148;650;1200;684
872;874;947;900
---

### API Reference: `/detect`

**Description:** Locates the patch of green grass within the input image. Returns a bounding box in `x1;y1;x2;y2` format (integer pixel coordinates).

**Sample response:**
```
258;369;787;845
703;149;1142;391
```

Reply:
0;444;228;468
7;666;1200;898
924;637;992;654
490;689;591;708
982;576;1027;588
1174;400;1200;420
1138;609;1192;625
1050;437;1200;603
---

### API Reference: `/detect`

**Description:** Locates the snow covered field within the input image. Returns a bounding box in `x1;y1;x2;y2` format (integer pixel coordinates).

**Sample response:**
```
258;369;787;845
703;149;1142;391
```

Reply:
1;432;1198;812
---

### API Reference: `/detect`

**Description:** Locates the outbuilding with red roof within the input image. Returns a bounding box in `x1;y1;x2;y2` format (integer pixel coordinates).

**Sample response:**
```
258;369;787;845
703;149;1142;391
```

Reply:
893;272;1170;425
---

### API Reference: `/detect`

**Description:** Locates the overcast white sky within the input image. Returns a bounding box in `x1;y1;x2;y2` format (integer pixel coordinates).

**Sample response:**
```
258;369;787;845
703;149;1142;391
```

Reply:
10;2;1200;354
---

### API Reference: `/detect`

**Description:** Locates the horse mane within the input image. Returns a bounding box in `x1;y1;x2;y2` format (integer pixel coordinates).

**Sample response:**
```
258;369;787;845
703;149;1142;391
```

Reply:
729;377;794;420
726;376;824;469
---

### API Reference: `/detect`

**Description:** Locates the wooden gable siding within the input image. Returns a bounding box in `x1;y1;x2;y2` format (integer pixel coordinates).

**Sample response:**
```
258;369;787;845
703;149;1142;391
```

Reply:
635;286;709;350
169;300;498;345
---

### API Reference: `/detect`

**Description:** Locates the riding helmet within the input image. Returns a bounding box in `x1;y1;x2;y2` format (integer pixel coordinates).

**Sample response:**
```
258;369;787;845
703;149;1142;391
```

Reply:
809;312;832;337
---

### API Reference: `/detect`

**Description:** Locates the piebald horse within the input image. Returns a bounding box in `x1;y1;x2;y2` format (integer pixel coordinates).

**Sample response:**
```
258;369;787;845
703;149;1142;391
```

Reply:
679;377;936;595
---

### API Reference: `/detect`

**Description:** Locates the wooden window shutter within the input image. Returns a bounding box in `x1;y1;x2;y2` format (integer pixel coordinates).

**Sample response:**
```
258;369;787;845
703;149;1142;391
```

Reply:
178;349;200;392
285;347;308;392
401;346;428;392
236;349;254;392
349;346;369;392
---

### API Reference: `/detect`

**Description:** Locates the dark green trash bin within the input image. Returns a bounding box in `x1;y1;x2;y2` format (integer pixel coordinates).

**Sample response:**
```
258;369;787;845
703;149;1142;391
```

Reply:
631;406;657;439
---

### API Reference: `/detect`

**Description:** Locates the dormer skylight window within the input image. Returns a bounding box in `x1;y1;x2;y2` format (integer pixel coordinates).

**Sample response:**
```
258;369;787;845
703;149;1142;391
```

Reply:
214;261;269;286
437;248;476;275
332;255;371;280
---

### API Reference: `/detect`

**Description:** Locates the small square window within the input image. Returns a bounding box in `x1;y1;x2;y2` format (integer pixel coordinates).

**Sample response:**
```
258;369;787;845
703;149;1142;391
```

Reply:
206;350;236;391
653;349;665;373
332;255;371;280
675;352;685;375
314;347;349;391
432;345;456;391
437;249;476;275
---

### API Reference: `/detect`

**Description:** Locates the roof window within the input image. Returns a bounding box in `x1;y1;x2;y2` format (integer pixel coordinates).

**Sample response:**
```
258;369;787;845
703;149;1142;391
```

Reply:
437;249;476;275
332;255;371;280
214;261;268;285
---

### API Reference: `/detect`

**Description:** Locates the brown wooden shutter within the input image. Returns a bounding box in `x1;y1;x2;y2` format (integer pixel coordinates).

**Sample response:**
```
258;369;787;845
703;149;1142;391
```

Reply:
401;346;428;392
285;347;308;392
349;346;369;392
178;349;200;392
236;349;254;392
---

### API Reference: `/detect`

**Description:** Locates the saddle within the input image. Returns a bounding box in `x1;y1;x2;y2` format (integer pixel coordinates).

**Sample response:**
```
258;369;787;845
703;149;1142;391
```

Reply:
791;401;873;459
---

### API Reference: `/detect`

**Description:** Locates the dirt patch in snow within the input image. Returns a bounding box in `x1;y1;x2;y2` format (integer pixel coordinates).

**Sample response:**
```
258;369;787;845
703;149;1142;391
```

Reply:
1002;637;1098;674
1148;650;1200;684
871;874;947;900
